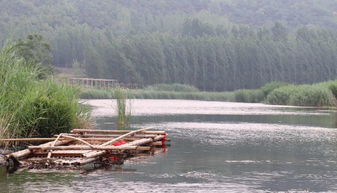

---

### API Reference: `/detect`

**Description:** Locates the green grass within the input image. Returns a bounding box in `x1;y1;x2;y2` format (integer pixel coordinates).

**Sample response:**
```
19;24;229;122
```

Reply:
114;88;131;130
0;44;90;138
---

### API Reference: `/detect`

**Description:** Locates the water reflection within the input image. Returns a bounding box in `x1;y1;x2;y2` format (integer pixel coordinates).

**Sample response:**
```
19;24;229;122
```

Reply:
2;100;337;192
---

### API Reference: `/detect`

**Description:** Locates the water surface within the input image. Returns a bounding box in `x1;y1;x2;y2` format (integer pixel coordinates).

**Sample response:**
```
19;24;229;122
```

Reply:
2;99;337;193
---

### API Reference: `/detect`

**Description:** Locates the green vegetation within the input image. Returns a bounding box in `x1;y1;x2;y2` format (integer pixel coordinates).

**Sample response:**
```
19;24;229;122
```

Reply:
81;80;337;107
1;1;337;91
0;44;89;139
266;85;336;106
80;87;235;102
114;88;131;130
145;84;199;92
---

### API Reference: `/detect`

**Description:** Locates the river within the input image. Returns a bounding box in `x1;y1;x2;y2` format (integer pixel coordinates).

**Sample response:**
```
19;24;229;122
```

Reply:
1;99;337;193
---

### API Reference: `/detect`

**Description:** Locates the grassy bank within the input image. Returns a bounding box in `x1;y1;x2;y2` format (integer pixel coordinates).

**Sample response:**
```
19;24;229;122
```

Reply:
0;45;89;139
80;83;281;102
80;80;337;107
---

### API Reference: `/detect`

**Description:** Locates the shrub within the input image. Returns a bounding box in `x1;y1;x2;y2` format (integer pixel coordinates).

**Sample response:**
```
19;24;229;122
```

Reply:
288;85;335;106
266;84;335;106
0;45;89;138
145;83;199;92
234;89;264;103
266;85;295;105
260;81;289;96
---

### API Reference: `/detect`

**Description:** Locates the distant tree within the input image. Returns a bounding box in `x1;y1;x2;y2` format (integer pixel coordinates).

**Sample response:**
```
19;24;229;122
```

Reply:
14;34;52;65
13;34;53;79
271;22;288;41
182;18;214;37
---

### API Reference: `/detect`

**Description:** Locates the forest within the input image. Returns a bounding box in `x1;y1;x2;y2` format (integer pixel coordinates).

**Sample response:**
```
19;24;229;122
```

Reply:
1;0;337;91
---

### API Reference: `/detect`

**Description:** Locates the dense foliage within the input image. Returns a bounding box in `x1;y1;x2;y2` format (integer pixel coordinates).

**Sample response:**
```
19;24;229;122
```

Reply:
1;0;337;91
0;44;89;138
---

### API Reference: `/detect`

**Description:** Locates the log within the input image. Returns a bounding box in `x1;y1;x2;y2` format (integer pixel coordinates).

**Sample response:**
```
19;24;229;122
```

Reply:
32;151;87;157
65;133;158;138
7;139;71;160
82;128;153;158
47;133;64;159
67;157;98;165
101;127;152;146
71;129;166;135
0;137;171;143
0;138;57;142
118;138;153;147
28;145;151;151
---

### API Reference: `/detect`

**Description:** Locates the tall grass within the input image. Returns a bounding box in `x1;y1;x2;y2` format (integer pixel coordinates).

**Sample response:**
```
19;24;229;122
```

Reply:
114;88;131;130
0;44;90;138
81;80;337;107
266;85;336;106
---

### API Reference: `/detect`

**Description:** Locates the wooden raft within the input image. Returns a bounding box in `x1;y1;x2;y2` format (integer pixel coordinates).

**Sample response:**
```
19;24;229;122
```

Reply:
2;128;169;169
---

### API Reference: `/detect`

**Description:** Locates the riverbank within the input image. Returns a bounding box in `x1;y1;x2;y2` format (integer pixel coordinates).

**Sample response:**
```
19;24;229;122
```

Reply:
80;80;337;107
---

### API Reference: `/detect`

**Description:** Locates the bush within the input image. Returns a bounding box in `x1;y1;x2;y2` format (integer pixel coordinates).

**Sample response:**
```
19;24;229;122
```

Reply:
260;81;289;96
266;84;335;106
145;83;199;92
0;45;89;138
289;85;335;106
233;89;264;103
266;85;295;105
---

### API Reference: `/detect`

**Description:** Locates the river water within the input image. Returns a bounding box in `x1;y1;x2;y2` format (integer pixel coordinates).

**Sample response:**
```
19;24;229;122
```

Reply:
2;99;337;193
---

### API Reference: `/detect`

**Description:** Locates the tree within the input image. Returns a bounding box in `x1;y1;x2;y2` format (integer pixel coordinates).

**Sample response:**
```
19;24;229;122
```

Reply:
14;34;52;65
13;34;53;79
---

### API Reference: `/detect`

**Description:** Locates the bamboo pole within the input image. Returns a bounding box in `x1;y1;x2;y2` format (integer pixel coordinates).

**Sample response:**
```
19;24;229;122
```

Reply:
0;137;170;143
47;133;63;158
28;145;151;151
0;138;57;142
7;139;71;160
81;128;153;158
66;133;158;138
101;128;152;146
71;129;166;135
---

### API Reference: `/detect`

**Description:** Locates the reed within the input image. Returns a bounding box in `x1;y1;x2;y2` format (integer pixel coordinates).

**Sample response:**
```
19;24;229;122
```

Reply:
114;88;131;130
80;80;337;107
0;44;90;138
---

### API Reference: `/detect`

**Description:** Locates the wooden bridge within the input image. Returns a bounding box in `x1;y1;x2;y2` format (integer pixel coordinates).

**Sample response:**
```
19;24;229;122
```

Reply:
67;78;139;89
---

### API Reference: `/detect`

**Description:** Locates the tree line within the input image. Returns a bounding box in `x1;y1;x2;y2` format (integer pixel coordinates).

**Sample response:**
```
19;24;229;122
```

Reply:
64;23;337;91
1;0;337;90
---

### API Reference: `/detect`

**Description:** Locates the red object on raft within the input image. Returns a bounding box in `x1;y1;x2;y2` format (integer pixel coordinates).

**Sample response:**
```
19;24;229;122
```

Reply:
113;140;127;146
110;140;127;161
